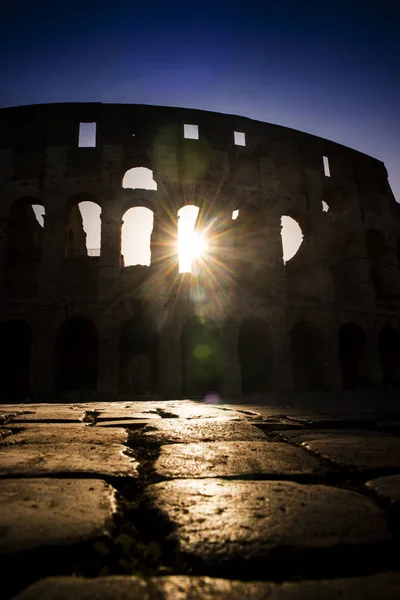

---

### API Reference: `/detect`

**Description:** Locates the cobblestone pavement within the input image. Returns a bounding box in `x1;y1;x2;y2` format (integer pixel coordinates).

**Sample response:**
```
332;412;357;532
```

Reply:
1;392;400;599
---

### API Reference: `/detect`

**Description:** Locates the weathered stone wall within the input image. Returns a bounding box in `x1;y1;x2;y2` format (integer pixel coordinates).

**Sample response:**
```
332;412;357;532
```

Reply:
0;102;399;401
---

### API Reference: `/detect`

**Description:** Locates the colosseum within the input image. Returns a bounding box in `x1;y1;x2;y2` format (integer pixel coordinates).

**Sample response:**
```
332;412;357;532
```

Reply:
0;102;399;402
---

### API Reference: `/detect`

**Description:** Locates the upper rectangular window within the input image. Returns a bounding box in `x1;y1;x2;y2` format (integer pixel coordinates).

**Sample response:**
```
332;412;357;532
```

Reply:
323;155;331;177
78;122;97;147
234;131;246;146
184;124;199;140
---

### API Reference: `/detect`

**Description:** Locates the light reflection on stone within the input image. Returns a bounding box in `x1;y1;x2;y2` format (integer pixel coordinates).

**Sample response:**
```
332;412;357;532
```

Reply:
193;345;211;360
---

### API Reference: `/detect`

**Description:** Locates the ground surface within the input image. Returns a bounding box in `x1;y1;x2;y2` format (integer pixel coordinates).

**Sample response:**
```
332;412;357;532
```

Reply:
1;391;400;599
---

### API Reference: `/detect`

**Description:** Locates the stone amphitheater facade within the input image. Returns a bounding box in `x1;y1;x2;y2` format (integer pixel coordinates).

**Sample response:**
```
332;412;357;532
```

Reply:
1;102;400;402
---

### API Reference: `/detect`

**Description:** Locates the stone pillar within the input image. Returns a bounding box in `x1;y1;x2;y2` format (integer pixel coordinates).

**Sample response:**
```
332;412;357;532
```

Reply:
311;224;336;304
0;212;8;301
98;312;120;397
219;318;241;398
30;313;58;401
329;186;375;308
98;204;121;300
321;322;343;391
206;209;236;285
159;312;182;399
37;204;66;300
362;334;383;388
272;311;294;391
263;211;288;303
150;208;178;273
374;245;400;298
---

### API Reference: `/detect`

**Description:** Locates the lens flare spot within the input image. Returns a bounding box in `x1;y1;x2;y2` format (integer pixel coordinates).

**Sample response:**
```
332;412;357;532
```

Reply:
192;233;208;258
204;392;221;404
193;344;211;360
190;283;207;303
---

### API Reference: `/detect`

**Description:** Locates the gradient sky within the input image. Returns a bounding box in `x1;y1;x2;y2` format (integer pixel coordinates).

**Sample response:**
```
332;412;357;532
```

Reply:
1;0;399;203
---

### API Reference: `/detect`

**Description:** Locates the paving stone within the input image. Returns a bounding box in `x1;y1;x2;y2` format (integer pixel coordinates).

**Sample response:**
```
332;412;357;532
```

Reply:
1;401;252;423
154;441;326;479
158;573;400;599
0;443;138;478
0;403;162;424
136;419;266;444
299;434;400;470
378;421;400;435
287;415;379;428
96;420;150;429
154;403;247;420
0;478;116;556
275;429;389;444
12;573;400;599
366;475;400;503
252;418;305;431
143;480;389;565
0;424;128;446
89;403;162;421
12;577;149;600
96;413;161;421
0;405;89;423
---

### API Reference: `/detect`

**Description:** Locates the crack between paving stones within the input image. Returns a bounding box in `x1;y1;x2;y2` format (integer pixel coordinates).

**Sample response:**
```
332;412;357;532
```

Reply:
3;420;400;597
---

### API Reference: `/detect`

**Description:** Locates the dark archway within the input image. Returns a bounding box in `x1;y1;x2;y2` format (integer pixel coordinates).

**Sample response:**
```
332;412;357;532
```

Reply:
181;316;220;397
0;320;32;402
119;312;159;395
379;326;400;389
5;198;44;262
339;323;366;389
66;194;101;258
290;321;325;390
238;318;274;393
55;318;98;392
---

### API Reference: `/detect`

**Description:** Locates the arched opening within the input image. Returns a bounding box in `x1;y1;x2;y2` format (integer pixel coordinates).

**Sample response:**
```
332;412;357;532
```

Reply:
5;198;45;260
66;197;101;258
339;323;366;390
238;318;274;393
365;229;387;297
178;205;208;273
121;207;154;267
0;320;32;402
122;167;157;190
181;316;220;397
280;216;303;264
379;326;400;388
32;204;45;226
4;198;45;297
119;312;159;395
55;318;98;392
290;321;325;390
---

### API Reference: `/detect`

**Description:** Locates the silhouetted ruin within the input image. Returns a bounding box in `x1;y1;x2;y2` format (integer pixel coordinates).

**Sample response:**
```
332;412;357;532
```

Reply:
0;102;399;401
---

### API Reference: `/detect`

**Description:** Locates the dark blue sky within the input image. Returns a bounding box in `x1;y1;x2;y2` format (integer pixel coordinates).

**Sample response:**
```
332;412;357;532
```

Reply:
1;0;399;200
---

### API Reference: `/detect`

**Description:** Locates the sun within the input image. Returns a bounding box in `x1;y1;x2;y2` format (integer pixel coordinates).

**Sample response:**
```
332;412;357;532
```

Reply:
178;229;208;273
192;232;208;259
178;206;209;273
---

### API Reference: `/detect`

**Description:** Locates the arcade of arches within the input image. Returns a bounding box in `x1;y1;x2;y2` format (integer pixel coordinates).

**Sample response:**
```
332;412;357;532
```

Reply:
1;318;399;401
2;181;400;401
